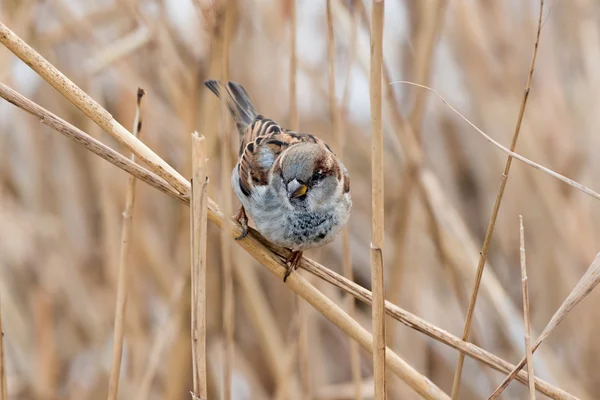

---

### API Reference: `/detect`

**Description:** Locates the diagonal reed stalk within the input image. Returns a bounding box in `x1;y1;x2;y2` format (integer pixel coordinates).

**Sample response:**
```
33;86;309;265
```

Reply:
489;252;600;399
450;2;544;397
107;87;146;400
369;1;386;399
519;216;535;400
327;0;362;398
0;81;580;400
191;133;209;399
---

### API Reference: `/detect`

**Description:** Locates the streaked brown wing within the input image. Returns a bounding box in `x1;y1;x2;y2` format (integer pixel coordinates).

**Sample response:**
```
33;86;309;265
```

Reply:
236;117;333;197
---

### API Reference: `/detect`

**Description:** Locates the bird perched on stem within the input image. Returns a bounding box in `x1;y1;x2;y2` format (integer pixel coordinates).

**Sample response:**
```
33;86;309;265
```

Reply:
205;80;352;282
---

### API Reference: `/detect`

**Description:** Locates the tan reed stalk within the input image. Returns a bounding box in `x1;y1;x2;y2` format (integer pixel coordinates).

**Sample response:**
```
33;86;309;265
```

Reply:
0;21;189;195
191;132;209;400
519;216;535;400
0;83;577;400
369;1;386;399
0;84;186;204
87;25;152;75
219;3;235;399
327;1;361;398
0;299;5;400
289;0;298;131
107;88;146;400
489;252;600;399
450;2;544;396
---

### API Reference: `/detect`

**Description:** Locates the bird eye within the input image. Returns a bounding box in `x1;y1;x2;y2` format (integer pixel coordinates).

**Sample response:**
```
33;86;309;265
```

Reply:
312;171;324;182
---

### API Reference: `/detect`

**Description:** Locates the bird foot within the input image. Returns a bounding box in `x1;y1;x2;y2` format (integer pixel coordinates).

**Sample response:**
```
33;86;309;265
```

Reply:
234;206;249;240
283;251;303;282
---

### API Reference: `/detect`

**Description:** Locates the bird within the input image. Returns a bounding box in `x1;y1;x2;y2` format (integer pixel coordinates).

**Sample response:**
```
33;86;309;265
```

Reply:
204;80;352;282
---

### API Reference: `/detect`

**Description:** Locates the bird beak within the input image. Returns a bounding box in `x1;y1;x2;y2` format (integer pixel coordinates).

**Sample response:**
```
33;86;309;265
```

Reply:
288;179;308;199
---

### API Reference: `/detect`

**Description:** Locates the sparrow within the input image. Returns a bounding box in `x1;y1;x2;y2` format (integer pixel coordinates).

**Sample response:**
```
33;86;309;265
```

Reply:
205;80;352;282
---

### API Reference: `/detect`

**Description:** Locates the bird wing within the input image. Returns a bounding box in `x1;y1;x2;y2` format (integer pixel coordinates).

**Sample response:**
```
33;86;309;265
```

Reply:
236;117;333;197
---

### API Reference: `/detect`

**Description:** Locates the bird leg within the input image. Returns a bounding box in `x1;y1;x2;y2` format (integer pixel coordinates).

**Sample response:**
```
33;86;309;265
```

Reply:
234;205;249;240
283;250;303;282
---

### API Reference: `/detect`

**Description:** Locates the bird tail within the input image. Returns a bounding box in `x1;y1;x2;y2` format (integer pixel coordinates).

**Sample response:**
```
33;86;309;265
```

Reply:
204;80;258;134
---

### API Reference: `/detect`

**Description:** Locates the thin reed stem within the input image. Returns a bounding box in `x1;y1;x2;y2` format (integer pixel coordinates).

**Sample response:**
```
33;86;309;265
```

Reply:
107;88;146;400
450;2;544;397
219;3;235;399
519;216;536;400
489;253;600;399
369;1;386;398
191;133;209;400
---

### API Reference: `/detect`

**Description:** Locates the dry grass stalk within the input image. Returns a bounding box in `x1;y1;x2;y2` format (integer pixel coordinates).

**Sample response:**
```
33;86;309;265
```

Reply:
393;81;600;203
219;4;235;399
87;25;152;75
489;252;600;399
0;299;6;400
107;87;146;400
0;83;186;204
0;21;189;195
519;216;535;400
0;81;577;399
450;2;544;397
327;1;361;398
369;1;386;398
191;133;209;400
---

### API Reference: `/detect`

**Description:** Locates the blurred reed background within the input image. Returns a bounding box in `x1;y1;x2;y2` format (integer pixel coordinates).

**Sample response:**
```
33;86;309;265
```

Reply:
0;0;599;399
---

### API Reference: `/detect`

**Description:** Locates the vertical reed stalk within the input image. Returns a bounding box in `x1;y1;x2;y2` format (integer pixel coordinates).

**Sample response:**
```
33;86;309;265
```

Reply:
451;1;544;397
219;3;235;399
369;1;386;399
327;1;361;398
107;88;145;400
191;133;209;399
519;216;535;400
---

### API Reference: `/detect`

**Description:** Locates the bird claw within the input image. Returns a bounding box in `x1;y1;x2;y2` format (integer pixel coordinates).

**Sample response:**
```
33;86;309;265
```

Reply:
283;251;303;282
234;206;249;240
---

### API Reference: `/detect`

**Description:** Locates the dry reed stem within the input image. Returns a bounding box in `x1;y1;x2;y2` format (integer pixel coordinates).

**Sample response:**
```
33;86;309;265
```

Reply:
369;1;386;399
0;299;6;400
219;4;235;398
289;0;298;131
327;1;361;398
0;21;189;195
191;133;209;400
448;2;543;395
393;81;600;204
0;83;186;204
107;87;146;400
489;252;600;399
0;84;577;399
519;216;535;400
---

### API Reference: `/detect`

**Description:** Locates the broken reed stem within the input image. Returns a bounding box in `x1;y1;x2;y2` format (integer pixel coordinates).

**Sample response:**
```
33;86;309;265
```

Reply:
370;1;386;399
219;4;234;399
0;84;578;400
0;84;186;204
489;253;600;399
0;21;189;195
0;299;6;400
327;1;361;399
519;216;535;400
107;88;146;400
450;1;544;397
191;133;209;400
